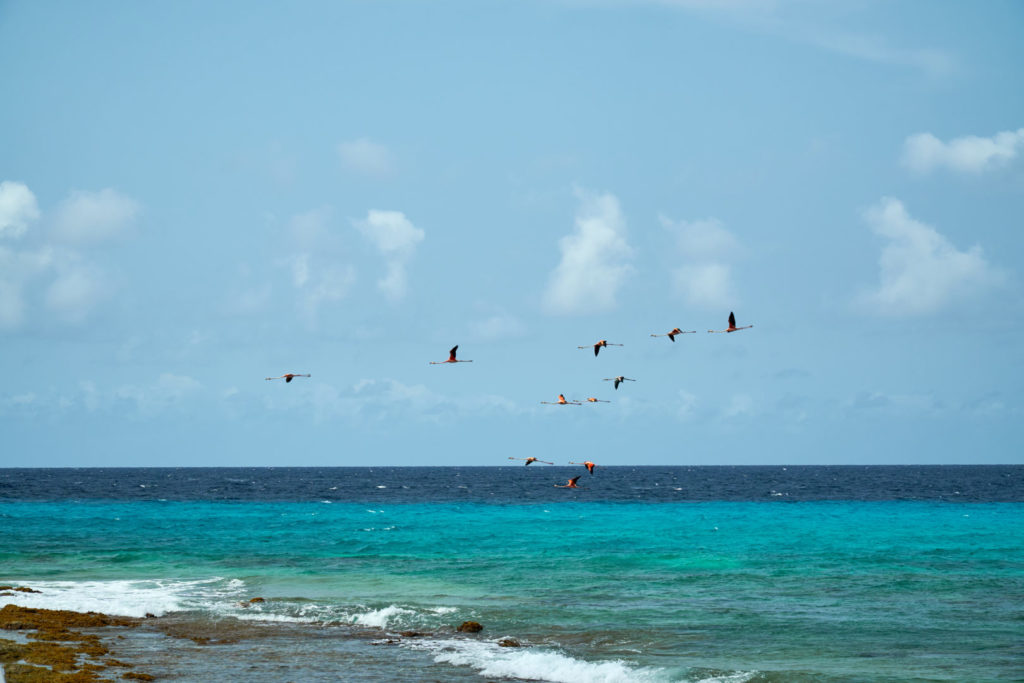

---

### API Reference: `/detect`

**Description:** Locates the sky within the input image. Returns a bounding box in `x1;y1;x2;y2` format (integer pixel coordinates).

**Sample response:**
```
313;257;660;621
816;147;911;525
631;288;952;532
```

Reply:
1;0;1022;467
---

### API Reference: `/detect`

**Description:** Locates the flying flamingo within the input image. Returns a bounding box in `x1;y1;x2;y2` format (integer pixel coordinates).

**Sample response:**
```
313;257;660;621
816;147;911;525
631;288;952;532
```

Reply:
570;460;596;474
584;397;609;403
651;327;696;342
555;475;581;488
265;373;311;383
541;394;581;405
578;340;623;357
430;345;473;364
708;312;753;334
603;376;636;390
508;457;554;466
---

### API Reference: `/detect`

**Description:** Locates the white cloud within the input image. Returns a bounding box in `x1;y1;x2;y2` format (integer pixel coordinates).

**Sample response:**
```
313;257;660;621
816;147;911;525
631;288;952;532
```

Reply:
0;181;40;239
902;128;1024;174
44;259;109;324
661;215;740;309
280;208;357;320
378;261;409;301
0;245;54;330
0;185;138;331
354;210;425;301
724;393;754;418
287;253;356;319
861;197;1005;315
338;138;394;178
355;210;424;254
290;253;311;288
544;189;633;315
51;188;140;244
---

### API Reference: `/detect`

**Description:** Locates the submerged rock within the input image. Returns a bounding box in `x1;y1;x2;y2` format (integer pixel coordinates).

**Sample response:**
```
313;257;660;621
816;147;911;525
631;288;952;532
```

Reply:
456;621;483;633
497;637;522;647
248;597;265;604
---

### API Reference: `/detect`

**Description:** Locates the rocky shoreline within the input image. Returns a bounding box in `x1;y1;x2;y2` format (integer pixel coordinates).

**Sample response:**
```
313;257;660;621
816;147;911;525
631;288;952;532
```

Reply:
0;593;152;682
2;587;519;681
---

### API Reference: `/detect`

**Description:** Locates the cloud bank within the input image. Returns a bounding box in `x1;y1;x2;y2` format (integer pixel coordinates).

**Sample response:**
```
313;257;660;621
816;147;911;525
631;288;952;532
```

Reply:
902;128;1024;174
0;181;138;330
544;189;633;315
860;197;1004;315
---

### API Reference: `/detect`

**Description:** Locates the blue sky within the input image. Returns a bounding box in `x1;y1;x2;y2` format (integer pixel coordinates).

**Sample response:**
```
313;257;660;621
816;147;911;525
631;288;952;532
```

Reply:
2;0;1022;466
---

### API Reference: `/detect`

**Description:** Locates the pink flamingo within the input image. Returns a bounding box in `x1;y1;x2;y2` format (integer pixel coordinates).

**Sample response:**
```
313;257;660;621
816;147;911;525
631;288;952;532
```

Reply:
265;373;311;383
651;327;695;342
430;345;473;364
541;394;581;405
578;339;623;357
708;312;753;334
570;460;596;475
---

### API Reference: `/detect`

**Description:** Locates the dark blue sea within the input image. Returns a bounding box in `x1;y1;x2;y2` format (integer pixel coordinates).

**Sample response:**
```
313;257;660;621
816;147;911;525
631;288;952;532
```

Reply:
2;466;1022;681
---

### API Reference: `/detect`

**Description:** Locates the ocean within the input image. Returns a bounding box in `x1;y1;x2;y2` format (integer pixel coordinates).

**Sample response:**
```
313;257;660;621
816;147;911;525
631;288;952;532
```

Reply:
1;466;1021;682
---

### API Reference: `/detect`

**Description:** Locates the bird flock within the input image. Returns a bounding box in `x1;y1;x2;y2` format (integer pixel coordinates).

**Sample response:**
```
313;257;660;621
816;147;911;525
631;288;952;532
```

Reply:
266;311;753;486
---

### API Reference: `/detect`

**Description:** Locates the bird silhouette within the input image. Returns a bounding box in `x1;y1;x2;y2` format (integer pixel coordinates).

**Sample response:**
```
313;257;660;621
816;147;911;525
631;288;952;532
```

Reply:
570;460;596;474
541;394;581;405
577;340;623;357
508;457;554;466
603;376;636;390
651;327;695;342
708;312;753;334
429;345;473;364
265;373;311;383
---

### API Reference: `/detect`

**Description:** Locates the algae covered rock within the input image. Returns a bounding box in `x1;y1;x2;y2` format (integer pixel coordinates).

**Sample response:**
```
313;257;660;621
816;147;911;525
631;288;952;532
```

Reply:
456;621;483;633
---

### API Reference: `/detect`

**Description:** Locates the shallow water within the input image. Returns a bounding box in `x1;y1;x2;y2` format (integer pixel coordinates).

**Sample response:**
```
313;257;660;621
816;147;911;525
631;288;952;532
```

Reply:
1;466;1022;681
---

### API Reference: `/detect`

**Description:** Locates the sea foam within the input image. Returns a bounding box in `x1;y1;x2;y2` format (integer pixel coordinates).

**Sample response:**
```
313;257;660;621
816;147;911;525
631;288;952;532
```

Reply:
0;578;245;618
350;604;416;628
407;638;669;683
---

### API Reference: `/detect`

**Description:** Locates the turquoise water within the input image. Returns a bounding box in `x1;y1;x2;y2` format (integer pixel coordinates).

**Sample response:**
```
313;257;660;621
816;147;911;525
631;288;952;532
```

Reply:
3;497;1022;681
